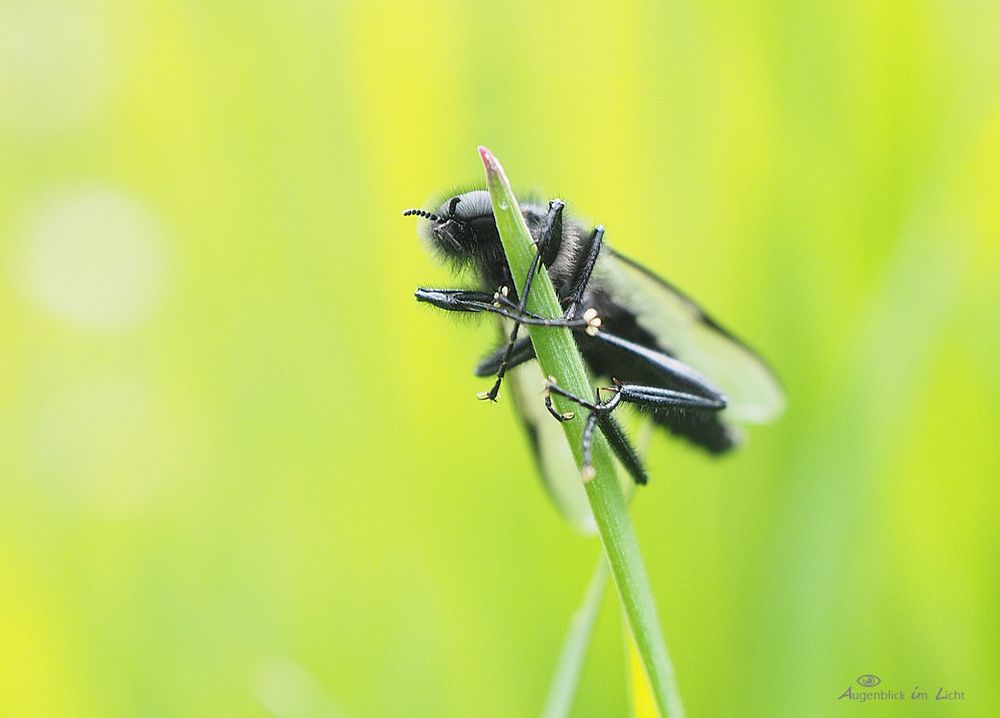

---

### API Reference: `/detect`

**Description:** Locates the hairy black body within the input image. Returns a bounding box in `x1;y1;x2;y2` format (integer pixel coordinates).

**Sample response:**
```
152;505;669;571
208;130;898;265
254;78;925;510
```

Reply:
411;189;737;454
409;187;785;494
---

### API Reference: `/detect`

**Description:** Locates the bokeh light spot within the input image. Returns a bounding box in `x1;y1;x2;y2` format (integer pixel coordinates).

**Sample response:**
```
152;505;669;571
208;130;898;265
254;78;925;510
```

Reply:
0;0;116;133
18;186;170;330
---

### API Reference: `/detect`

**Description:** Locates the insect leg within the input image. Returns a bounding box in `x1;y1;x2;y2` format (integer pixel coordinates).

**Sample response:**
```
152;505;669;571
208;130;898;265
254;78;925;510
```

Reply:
543;379;623;479
475;337;535;377
546;375;723;480
414;288;502;312
597;413;648;485
537;198;565;266
479;200;566;402
544;395;575;422
616;383;726;411
416;287;591;329
589;329;739;454
579;388;647;484
563;225;605;317
544;378;621;413
542;392;647;487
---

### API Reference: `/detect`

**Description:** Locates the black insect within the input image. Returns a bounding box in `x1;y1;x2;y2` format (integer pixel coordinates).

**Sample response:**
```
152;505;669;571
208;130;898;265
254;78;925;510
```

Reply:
407;190;783;528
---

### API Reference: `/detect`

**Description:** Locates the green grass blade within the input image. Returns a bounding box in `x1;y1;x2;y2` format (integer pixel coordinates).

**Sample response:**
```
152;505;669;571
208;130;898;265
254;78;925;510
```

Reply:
479;147;683;718
542;419;655;718
541;556;609;718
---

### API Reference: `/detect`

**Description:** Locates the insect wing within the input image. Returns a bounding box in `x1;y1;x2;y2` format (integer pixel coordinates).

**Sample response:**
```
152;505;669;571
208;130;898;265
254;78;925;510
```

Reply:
597;250;785;423
507;360;597;534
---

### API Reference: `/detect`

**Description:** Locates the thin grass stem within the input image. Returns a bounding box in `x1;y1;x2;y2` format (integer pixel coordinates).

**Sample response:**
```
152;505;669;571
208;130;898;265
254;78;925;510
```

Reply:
479;147;683;718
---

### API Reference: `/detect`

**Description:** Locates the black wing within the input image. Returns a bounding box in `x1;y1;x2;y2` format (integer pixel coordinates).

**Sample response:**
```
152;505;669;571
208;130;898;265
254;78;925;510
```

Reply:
567;248;784;454
592;249;785;424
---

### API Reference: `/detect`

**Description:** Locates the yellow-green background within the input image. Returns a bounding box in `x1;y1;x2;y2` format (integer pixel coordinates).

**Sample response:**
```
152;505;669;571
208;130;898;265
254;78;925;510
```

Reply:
2;1;998;716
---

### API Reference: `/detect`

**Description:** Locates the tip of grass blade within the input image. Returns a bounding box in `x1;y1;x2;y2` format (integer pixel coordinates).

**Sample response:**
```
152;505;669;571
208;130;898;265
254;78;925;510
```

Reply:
479;145;502;180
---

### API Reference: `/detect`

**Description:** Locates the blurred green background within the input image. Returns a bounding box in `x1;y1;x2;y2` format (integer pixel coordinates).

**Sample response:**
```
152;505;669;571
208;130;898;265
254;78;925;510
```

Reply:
2;0;999;716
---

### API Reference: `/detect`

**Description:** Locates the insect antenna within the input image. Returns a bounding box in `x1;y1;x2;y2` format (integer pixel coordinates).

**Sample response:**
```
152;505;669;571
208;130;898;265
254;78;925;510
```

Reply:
402;208;441;221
